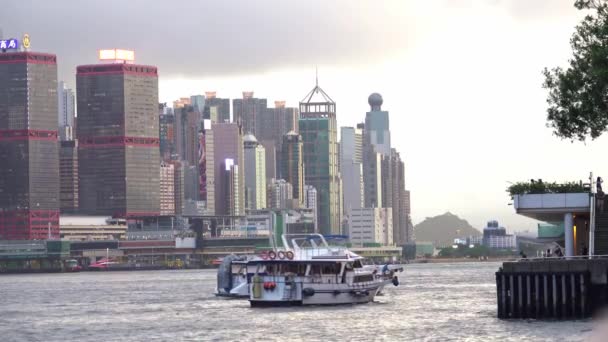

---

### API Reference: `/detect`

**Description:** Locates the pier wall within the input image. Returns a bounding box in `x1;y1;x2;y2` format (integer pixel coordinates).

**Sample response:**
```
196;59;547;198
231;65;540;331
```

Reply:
496;259;608;319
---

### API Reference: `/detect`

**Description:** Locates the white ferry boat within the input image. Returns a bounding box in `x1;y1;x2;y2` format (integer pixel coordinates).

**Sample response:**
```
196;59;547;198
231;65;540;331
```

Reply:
247;234;400;307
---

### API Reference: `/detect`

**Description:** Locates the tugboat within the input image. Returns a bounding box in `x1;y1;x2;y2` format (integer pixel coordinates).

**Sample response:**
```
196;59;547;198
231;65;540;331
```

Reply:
247;234;401;307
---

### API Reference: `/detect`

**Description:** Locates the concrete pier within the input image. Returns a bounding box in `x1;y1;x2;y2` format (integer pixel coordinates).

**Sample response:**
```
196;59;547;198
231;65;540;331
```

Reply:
495;258;608;319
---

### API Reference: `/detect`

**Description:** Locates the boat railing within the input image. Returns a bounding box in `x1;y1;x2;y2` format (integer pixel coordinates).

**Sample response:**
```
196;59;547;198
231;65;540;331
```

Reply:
252;275;381;288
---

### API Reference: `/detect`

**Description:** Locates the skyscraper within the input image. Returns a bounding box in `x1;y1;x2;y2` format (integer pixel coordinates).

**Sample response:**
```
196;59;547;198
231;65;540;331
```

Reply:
204;92;230;123
299;81;341;235
363;94;390;208
174;105;200;166
0;51;60;239
159;103;175;162
58;81;76;141
77;58;160;217
233;91;267;136
208;123;244;216
258;101;299;180
281;131;304;205
243;134;267;210
340;126;364;214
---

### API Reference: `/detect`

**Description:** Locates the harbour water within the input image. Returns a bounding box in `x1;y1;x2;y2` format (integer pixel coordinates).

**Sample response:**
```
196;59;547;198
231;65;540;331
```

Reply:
0;262;594;341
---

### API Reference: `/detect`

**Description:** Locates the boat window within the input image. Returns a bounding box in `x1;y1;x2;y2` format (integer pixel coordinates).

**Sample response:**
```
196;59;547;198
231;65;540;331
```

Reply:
353;274;374;283
353;260;363;268
310;264;322;275
321;263;341;275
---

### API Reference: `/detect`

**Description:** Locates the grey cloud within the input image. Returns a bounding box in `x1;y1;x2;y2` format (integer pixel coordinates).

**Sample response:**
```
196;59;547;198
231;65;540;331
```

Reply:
1;0;414;84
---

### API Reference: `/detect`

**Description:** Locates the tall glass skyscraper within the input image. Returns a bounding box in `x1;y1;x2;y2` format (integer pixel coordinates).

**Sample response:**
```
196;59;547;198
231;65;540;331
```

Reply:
299;82;341;235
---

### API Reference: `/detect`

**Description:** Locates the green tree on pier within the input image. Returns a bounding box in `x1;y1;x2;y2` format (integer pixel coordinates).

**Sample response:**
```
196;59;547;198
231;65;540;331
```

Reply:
544;0;608;140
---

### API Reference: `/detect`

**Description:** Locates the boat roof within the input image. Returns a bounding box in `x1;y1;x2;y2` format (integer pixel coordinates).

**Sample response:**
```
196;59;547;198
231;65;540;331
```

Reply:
247;258;357;265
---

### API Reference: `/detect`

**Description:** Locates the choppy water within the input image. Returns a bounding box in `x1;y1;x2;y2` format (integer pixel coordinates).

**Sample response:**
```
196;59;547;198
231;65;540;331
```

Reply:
0;262;594;341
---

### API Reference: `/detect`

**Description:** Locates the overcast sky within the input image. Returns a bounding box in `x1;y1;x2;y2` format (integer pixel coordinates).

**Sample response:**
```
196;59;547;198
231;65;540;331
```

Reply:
2;0;602;231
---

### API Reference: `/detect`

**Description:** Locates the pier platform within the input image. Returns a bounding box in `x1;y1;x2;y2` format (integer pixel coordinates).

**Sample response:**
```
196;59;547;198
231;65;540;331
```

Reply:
496;258;608;319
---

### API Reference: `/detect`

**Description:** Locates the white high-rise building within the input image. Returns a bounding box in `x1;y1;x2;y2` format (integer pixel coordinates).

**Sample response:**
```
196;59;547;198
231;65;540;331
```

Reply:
57;81;75;140
340;126;365;214
348;207;393;246
244;134;267;210
303;185;318;232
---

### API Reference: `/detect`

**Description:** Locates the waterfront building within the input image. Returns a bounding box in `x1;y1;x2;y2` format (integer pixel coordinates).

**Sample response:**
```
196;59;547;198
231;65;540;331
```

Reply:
299;80;341;235
57;81;76;141
233;91;267;137
160;163;176;216
482;220;517;249
280;131;304;205
243;134;267;210
348;207;393;246
76;53;160;217
207;123;244;216
59;140;79;214
0;51;60;239
204;92;230;123
59;215;127;241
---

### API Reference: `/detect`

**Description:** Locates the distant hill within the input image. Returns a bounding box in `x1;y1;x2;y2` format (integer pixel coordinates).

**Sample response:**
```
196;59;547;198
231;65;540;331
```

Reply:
414;212;481;247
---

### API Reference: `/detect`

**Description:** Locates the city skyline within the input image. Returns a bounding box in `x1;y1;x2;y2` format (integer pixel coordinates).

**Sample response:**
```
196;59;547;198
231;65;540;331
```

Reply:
3;0;600;231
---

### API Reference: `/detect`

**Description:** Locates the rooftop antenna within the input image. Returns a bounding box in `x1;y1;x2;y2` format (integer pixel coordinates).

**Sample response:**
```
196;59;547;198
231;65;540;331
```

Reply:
315;66;318;89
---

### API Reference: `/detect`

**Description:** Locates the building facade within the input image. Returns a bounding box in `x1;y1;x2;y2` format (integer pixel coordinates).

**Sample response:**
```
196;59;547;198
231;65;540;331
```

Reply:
77;62;160;217
243;134;267;210
340;126;365;215
0;52;60;239
204;92;230;123
267;179;294;210
280;131;304;205
233;91;267;137
58;81;76;141
208;123;244;216
160;163;176;216
59;140;79;214
348;207;393;246
299;82;341;235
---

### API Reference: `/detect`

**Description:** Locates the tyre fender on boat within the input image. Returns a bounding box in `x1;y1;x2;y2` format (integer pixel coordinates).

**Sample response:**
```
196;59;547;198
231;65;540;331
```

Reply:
277;251;286;260
286;251;294;260
268;251;277;260
302;287;315;297
260;251;269;260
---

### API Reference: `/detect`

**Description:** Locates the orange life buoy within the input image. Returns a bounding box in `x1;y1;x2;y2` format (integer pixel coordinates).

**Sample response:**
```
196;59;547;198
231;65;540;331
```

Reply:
268;251;277;260
278;251;286;259
286;251;294;260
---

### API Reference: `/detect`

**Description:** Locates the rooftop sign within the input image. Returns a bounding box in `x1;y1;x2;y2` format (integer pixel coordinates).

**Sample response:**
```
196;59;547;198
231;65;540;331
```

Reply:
98;49;135;63
0;39;18;50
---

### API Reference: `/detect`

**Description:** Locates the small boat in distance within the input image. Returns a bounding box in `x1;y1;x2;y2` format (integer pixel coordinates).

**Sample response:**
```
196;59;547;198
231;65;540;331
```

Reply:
247;234;401;307
88;258;118;271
